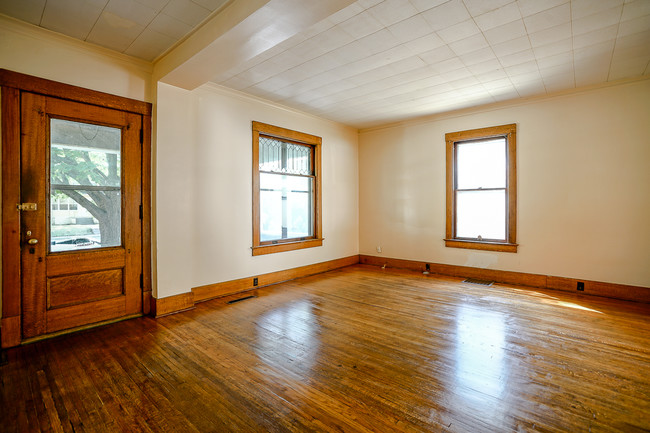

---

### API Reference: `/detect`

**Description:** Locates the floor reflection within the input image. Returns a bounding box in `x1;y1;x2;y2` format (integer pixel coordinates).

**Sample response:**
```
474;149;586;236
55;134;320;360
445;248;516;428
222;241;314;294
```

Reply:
455;304;507;402
255;299;320;375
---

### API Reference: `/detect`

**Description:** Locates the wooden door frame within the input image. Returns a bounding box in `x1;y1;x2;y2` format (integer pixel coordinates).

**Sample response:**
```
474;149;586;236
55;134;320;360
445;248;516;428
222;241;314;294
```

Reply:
0;69;152;348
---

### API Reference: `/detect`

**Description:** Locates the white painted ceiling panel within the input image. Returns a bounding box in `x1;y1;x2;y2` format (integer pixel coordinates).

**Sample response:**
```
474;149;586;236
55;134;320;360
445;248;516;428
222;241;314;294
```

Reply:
1;0;649;128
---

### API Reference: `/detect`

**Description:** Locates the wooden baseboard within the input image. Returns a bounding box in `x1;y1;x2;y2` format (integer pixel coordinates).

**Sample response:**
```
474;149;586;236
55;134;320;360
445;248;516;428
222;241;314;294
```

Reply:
151;292;195;318
359;255;650;304
193;255;360;303
1;316;21;349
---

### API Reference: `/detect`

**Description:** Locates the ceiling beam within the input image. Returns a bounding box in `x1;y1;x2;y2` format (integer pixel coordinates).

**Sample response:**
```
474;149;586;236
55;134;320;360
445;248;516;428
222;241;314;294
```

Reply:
154;0;357;90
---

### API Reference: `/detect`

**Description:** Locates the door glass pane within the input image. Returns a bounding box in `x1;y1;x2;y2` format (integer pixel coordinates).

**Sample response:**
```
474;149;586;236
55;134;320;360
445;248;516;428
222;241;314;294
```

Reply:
260;173;313;242
50;118;121;252
457;138;506;189
456;190;506;240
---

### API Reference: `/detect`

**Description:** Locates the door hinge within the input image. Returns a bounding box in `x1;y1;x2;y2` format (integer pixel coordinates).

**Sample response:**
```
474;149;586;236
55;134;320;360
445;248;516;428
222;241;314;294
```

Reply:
139;204;143;220
140;273;144;289
139;127;143;144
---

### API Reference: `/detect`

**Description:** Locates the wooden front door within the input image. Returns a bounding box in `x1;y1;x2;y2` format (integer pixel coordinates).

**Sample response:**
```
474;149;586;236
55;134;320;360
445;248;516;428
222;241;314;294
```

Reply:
20;92;143;339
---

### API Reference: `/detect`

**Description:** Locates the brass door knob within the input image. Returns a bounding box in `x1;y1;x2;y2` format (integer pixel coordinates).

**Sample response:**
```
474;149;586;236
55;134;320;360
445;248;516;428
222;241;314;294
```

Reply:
27;239;38;245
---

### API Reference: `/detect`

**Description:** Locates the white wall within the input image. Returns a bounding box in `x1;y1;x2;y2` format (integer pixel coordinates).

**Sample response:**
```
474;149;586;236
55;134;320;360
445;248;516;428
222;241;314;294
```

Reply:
0;16;152;102
155;82;359;298
359;79;650;288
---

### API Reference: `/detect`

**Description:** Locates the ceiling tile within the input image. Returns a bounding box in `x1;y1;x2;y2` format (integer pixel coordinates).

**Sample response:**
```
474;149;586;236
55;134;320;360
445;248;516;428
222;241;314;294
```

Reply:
516;0;567;18
572;5;623;36
367;0;418;27
41;0;106;40
0;0;46;25
463;0;514;16
483;19;527;45
449;33;489;56
571;0;623;20
357;29;400;56
418;45;456;64
621;0;650;21
475;67;508;82
523;3;570;34
528;22;571;47
430;57;465;73
403;33;446;55
133;0;170;12
87;11;145;51
190;0;227;9
421;0;471;31
532;37;573;58
387;14;432;43
124;27;175;60
498;48;535;66
474;2;522;31
481;77;512;90
573;24;618;50
148;12;193;40
105;0;157;27
492;35;531;57
337;11;383;39
467;58;502;74
536;51;573;69
618;14;650;37
328;3;364;24
458;46;497;66
162;0;210;27
437;19;480;44
508;70;542;85
408;0;448;13
505;59;539;75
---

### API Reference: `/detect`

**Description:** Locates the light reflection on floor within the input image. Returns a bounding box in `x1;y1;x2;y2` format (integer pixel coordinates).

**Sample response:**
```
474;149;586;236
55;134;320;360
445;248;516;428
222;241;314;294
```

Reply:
455;305;507;402
255;299;319;375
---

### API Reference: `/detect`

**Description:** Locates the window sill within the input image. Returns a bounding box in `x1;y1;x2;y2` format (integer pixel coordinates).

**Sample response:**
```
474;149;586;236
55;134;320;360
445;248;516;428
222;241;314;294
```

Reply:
252;238;324;256
444;239;518;253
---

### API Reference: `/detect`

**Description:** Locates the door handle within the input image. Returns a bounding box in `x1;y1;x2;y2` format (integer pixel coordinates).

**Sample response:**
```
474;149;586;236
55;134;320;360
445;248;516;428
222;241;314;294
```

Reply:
27;239;38;245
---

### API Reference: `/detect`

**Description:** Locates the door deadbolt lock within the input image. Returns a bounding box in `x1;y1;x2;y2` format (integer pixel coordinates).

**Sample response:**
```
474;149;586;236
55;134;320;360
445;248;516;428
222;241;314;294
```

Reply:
17;203;38;211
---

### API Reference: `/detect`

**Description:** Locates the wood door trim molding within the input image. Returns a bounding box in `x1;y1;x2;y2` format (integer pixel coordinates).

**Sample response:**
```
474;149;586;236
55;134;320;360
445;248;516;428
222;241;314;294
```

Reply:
359;255;650;304
0;69;151;115
1;70;152;348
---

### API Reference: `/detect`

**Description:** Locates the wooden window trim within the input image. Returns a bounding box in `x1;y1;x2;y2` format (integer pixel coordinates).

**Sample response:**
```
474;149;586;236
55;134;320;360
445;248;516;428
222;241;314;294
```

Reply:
445;123;517;253
252;121;323;256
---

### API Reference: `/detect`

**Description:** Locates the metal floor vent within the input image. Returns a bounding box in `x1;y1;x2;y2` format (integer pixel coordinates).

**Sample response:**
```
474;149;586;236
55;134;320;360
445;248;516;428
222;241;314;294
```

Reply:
463;278;494;287
227;295;256;304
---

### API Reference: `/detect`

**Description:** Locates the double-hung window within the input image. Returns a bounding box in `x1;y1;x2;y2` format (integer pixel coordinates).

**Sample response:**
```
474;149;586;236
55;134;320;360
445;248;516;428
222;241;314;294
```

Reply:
445;124;517;252
252;122;322;256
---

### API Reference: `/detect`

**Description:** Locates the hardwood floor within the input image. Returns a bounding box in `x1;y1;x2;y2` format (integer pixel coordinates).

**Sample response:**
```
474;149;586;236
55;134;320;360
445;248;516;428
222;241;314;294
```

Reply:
2;264;650;432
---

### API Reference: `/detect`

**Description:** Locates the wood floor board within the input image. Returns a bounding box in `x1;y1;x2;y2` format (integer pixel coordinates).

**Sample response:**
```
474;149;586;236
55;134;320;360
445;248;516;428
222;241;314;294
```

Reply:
2;264;649;432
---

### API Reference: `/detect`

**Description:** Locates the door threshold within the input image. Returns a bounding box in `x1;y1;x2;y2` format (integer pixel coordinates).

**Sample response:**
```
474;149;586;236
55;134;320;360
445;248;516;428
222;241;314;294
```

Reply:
21;313;143;345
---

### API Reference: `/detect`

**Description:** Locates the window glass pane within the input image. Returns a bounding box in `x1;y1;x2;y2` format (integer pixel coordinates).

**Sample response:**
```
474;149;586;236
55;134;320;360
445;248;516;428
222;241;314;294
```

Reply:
456;190;505;240
457;138;505;189
50;118;121;252
260;173;313;242
259;136;312;175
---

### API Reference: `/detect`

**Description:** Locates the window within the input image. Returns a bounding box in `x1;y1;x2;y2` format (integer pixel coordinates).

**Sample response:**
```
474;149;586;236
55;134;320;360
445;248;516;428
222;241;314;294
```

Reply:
445;124;517;252
252;122;322;256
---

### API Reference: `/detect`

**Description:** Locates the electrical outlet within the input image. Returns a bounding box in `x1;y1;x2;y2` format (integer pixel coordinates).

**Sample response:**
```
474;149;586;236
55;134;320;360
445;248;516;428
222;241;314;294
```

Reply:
376;246;382;253
577;281;584;291
253;277;258;286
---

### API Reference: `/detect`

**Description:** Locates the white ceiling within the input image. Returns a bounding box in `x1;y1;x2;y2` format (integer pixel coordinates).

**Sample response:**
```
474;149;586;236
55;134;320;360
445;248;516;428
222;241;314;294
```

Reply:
0;0;231;60
2;0;650;128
